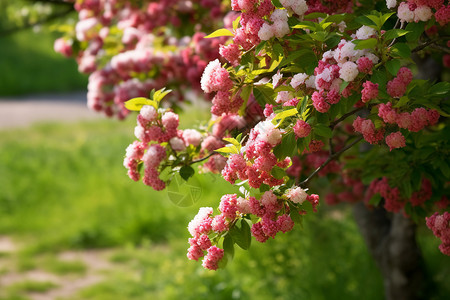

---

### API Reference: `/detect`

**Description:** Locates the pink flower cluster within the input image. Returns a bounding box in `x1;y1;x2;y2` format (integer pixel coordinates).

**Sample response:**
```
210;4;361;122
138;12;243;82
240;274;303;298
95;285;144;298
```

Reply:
310;39;379;113
370;177;404;212
353;117;385;145
187;207;226;270
221;120;288;188
56;0;229;118
124;107;207;190
370;177;433;212
231;0;274;49
386;67;413;98
378;102;440;132
187;189;319;269
426;212;450;256
249;191;296;242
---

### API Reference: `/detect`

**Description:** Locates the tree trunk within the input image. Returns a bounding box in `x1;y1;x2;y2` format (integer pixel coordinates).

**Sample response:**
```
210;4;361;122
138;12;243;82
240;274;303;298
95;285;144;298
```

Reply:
353;203;425;300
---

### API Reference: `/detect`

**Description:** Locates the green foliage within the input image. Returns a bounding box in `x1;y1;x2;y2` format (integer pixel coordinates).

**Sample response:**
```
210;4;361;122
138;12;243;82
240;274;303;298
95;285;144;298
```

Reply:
0;29;87;95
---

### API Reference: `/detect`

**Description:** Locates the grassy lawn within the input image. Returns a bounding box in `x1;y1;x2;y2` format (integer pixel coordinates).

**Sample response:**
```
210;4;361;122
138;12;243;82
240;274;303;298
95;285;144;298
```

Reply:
0;28;87;96
0;118;448;299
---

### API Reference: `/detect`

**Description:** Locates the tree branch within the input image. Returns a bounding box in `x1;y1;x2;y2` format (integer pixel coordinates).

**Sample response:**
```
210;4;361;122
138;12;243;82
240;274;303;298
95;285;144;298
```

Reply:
299;135;363;187
190;152;215;165
0;6;74;36
329;104;375;129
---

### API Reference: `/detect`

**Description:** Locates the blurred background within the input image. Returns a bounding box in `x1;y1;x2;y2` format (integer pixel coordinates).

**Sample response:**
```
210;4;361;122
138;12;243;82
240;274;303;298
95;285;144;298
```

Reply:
0;1;448;300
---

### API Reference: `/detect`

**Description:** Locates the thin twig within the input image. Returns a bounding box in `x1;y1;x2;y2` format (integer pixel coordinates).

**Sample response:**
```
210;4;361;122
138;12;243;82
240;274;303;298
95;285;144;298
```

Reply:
190;152;215;165
388;18;401;48
299;135;363;188
329;104;375;129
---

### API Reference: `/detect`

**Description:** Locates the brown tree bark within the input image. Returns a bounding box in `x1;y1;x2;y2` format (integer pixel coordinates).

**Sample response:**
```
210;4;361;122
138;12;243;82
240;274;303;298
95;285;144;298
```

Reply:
353;203;425;300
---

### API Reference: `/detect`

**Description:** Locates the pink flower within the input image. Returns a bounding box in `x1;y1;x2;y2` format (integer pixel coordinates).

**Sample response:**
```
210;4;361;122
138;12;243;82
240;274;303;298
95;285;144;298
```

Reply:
357;57;374;74
361;81;379;103
202;246;224;270
293;120;311;138
219;194;239;219
385;131;406;151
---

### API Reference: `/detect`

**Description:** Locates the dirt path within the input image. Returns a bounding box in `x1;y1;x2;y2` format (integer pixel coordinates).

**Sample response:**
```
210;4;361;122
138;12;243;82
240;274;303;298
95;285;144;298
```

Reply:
0;92;102;129
0;235;116;300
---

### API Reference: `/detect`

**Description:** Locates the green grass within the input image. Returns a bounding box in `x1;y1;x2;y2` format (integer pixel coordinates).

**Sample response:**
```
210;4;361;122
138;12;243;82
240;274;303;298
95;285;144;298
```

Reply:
0;118;448;299
0;28;87;96
7;280;58;293
43;258;87;275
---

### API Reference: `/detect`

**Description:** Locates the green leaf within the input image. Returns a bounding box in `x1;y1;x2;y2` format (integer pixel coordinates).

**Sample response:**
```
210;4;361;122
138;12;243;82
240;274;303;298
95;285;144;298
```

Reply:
386;59;401;76
405;22;425;42
273;42;284;60
288;202;303;225
254;84;277;106
340;81;350;93
273;108;298;121
152;88;172;102
179;165;195;181
271;0;284;8
273;132;297;159
314;124;333;138
279;49;310;68
394;96;409;108
391;43;411;58
355;15;377;27
215;145;239;155
428;82;450;97
205;28;234;38
304;12;328;20
352;38;377;50
380;12;395;28
325;33;341;49
223;137;241;149
292;22;316;31
309;32;329;42
383;29;410;41
271;166;287;179
219;234;234;268
124;97;156;111
232;15;241;31
230;219;251;250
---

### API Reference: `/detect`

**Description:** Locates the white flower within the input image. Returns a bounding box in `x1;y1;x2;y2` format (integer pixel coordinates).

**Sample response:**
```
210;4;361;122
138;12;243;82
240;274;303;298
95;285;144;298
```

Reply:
271;9;288;22
414;6;432;22
272;70;283;88
290;73;308;88
200;59;221;93
291;0;308;16
272;20;290;38
286;187;308;204
258;22;274;41
397;2;414;23
339;61;359;82
356;25;376;40
134;125;145;140
140;105;157;122
170;137;186;151
386;0;397;9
